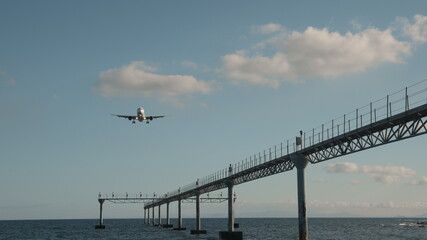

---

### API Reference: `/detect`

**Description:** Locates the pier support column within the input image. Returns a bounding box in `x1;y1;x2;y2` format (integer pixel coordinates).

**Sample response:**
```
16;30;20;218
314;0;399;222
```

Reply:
291;154;309;240
191;193;207;234
157;205;161;226
196;193;200;231
173;199;186;230
219;175;242;240
151;207;155;226
147;207;151;225
163;202;173;228
95;199;106;229
144;208;146;224
228;182;234;232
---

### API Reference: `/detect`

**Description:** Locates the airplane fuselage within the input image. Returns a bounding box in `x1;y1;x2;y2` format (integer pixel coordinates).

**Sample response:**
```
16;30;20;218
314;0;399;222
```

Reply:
136;107;145;122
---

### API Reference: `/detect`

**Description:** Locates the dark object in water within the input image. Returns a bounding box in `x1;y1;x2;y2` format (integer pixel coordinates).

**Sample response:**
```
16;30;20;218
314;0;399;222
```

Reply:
416;222;426;227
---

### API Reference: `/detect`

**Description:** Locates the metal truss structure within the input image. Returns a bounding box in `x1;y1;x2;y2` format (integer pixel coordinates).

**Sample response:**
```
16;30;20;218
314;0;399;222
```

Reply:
305;104;427;163
145;103;427;209
98;196;229;205
101;197;158;204
232;158;295;185
182;197;229;204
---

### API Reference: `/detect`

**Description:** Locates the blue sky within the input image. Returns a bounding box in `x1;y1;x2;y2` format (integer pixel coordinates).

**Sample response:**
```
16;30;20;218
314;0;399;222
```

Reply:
1;0;427;220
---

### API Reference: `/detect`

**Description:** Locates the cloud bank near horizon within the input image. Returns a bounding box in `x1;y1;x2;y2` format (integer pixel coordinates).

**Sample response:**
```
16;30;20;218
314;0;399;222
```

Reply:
233;199;427;217
326;162;417;184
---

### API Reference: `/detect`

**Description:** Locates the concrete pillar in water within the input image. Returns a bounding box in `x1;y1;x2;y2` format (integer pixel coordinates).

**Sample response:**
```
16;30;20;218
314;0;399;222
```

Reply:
291;154;309;240
163;202;173;228
227;181;234;232
157;205;162;226
151;207;155;226
196;193;200;231
147;207;151;225
190;193;207;234
173;199;186;230
219;165;242;240
143;207;146;224
95;199;106;229
166;203;171;224
166;202;170;225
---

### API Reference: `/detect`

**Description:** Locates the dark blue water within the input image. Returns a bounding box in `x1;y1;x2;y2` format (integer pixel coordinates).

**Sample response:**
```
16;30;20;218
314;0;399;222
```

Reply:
0;218;425;239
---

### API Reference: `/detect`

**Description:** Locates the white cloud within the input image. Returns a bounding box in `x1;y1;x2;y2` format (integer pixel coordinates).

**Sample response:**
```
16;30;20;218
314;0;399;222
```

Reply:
283;27;410;77
409;176;427;186
399;14;427;43
251;23;282;35
360;165;416;184
326;162;358;173
326;162;416;184
221;51;291;88
221;16;422;87
95;61;214;101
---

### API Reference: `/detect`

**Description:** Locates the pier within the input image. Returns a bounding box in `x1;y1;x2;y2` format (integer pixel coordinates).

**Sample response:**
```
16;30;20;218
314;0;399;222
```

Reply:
96;193;232;232
96;80;427;239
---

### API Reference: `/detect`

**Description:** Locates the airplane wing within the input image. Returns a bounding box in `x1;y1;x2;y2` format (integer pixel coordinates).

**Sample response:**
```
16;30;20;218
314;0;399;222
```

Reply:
111;114;138;121
146;115;166;120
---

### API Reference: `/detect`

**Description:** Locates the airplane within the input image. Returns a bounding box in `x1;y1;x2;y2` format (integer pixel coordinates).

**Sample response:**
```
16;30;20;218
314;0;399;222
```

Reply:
111;107;165;124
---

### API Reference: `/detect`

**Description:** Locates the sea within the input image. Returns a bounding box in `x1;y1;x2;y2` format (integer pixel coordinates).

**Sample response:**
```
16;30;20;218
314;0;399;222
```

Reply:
0;218;426;240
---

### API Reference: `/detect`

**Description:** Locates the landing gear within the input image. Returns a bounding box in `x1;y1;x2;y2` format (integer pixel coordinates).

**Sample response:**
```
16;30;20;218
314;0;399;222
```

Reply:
132;120;136;124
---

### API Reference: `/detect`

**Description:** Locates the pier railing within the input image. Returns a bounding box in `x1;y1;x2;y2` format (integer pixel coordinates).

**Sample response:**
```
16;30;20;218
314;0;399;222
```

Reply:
147;79;427;205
